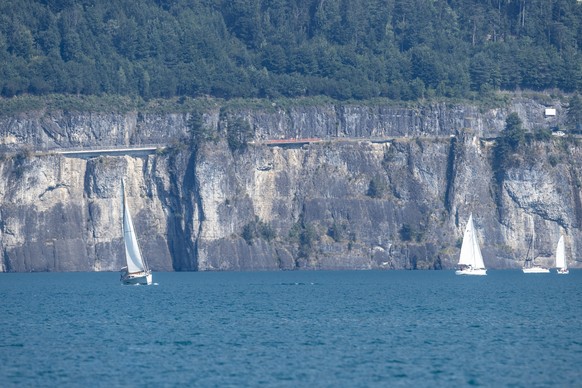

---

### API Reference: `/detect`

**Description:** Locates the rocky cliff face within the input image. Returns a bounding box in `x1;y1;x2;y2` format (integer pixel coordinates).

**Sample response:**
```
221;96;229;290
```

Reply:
0;96;578;272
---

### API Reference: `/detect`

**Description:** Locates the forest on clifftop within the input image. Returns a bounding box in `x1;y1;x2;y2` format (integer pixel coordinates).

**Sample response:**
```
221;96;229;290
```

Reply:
1;0;582;101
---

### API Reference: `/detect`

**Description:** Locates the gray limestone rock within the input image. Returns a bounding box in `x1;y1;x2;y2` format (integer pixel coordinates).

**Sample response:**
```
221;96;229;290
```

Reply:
0;97;578;272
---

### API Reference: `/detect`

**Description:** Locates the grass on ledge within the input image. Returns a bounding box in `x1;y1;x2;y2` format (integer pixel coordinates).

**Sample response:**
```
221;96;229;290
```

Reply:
0;91;569;117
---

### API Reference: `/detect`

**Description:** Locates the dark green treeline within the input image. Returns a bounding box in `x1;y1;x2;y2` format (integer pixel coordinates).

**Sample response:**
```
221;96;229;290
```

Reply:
1;0;582;100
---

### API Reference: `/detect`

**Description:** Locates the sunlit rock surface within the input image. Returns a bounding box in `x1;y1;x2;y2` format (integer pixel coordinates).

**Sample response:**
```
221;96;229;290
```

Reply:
1;97;578;272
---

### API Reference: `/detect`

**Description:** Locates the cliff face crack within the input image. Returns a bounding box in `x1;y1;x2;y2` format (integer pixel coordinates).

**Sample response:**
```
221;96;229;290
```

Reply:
164;149;200;271
570;167;582;229
191;152;205;271
504;180;566;227
40;116;63;145
444;135;458;214
38;183;68;199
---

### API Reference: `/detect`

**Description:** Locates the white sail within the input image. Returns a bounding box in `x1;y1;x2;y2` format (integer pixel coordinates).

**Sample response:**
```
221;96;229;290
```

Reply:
122;180;146;274
458;214;485;269
470;219;485;269
555;235;566;270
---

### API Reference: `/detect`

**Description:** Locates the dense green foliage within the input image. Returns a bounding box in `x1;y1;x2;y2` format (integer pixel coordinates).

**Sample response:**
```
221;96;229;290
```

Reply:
568;94;582;131
367;175;387;198
242;217;275;244
1;0;582;101
492;112;525;184
225;116;253;152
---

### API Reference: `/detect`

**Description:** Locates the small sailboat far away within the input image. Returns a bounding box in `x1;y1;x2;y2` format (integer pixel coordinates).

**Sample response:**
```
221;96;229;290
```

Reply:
455;214;487;276
522;233;549;274
120;179;152;285
555;235;569;275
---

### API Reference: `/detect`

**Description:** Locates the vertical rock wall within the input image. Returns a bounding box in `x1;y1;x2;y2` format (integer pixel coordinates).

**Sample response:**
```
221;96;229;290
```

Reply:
0;97;578;272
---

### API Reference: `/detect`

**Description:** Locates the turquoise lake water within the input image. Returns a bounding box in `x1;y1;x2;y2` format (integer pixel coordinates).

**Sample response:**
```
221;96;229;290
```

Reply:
0;270;581;387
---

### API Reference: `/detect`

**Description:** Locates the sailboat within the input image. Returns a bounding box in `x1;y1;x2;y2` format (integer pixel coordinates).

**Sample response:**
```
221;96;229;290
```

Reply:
522;233;549;274
555;235;569;275
455;214;487;276
120;179;153;285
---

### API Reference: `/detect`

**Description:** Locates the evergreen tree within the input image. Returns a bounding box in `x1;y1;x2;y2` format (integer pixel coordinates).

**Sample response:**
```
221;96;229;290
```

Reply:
504;112;525;150
567;94;582;133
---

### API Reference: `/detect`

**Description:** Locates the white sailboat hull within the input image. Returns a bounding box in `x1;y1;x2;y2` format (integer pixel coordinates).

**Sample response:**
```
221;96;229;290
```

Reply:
522;267;550;274
556;268;569;275
121;270;153;285
455;268;487;276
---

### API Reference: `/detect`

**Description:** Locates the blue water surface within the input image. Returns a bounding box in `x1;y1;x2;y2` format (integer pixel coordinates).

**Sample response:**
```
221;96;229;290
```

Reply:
0;270;581;387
